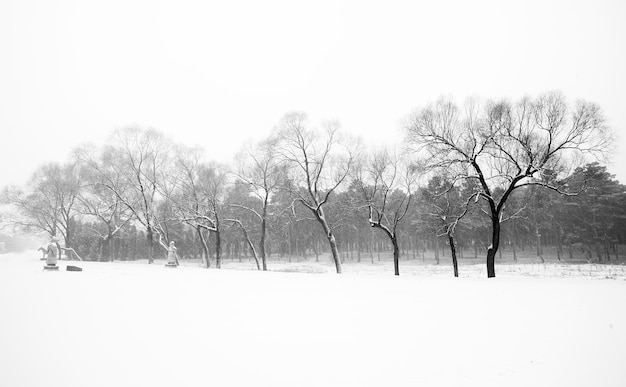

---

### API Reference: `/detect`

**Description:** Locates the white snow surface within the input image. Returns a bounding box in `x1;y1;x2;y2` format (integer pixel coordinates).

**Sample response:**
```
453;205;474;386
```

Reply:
1;252;625;387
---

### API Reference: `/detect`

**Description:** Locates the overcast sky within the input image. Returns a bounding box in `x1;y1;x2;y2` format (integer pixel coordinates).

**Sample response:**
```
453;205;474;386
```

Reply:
1;0;624;187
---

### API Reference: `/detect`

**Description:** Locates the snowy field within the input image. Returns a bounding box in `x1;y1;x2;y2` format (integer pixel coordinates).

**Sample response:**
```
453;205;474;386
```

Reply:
1;252;625;387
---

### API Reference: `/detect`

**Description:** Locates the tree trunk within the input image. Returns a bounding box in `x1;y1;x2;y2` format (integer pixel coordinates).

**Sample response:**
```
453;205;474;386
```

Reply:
236;223;260;270
536;228;544;263
486;217;500;278
448;233;458;278
315;239;319;262
215;228;222;269
486;247;496;278
392;235;400;276
102;234;112;262
64;223;73;260
197;226;210;268
356;227;361;263
556;229;563;262
147;228;154;264
370;229;374;264
288;226;293;258
107;234;115;261
260;200;268;271
328;233;341;273
98;239;104;262
314;208;342;274
512;239;517;263
372;224;400;276
113;237;120;261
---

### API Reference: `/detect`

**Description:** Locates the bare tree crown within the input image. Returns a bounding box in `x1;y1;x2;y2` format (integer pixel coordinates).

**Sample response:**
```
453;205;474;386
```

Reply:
406;91;612;194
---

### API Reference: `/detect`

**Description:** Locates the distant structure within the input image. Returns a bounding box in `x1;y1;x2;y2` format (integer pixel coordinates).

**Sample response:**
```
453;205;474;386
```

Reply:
165;241;178;268
158;236;179;268
44;239;59;271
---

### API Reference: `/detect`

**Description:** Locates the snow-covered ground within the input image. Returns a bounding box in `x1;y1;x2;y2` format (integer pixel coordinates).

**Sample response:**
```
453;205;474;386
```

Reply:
1;252;625;387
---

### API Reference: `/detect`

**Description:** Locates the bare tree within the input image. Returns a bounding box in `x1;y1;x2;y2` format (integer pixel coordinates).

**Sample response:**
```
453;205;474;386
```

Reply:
1;162;83;259
170;146;212;267
355;149;417;275
406;92;612;277
420;174;476;277
1;184;60;243
277;112;357;274
172;146;228;268
78;128;173;263
233;136;284;270
75;147;134;261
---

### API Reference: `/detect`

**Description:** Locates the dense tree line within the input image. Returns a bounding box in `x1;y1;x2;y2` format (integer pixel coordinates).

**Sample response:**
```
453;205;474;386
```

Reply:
1;92;621;277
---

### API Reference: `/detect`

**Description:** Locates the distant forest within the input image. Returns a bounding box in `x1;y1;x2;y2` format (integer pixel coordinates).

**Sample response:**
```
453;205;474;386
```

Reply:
1;92;622;277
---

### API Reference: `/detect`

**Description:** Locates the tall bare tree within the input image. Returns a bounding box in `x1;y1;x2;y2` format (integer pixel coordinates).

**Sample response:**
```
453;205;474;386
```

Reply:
233;136;284;270
420;174;477;277
78;128;173;263
355;149;417;275
406;92;612;277
277;112;357;274
171;146;211;267
172;146;228;268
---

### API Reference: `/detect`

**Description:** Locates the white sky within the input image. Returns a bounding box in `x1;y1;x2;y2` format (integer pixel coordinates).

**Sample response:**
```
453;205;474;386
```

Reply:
1;0;625;187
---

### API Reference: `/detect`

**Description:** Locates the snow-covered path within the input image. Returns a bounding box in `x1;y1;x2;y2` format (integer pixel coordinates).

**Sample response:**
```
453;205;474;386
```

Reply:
1;253;625;386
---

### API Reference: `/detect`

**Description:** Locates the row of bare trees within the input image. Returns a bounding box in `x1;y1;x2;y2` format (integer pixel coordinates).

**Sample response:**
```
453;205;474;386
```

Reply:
1;92;618;277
